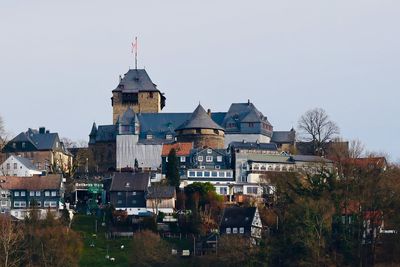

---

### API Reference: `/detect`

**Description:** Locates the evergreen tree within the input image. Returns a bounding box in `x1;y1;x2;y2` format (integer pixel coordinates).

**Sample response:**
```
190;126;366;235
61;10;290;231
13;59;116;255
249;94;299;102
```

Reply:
166;149;180;187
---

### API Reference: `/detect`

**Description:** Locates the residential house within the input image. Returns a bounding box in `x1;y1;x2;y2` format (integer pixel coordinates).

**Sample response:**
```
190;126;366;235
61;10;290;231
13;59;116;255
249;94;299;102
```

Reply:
219;206;263;243
161;142;193;178
0;155;42;177
146;185;176;218
182;147;234;196
109;172;150;216
0;174;64;219
1;127;72;173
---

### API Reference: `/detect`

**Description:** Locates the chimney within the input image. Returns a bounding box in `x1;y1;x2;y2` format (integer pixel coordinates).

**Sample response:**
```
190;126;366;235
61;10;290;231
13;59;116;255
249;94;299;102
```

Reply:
39;127;45;134
247;99;251;105
207;109;211;117
45;130;50;134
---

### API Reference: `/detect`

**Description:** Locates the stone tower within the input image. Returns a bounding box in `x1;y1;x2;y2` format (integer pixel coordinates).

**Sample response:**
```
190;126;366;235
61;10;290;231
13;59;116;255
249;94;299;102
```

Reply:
176;104;225;149
111;69;166;124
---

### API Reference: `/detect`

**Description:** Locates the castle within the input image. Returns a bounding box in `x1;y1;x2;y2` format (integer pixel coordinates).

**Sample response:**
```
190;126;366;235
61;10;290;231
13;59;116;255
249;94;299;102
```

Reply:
89;68;295;172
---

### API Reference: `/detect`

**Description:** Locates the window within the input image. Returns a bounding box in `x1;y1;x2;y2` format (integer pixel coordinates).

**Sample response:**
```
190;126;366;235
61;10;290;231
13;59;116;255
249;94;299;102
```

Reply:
215;165;220;170
1;201;7;207
246;187;258;194
240;227;245;234
211;171;218;177
36;162;41;170
6;164;10;170
50;202;57;208
165;157;168;163
146;134;153;140
14;192;19;197
51;191;57;197
218;172;225;177
204;171;210;177
206;156;213;162
226;171;232;178
30;191;34;197
198;156;203;162
196;171;203;177
13;163;17;170
248;123;254;127
226;228;231;234
219;187;227;195
217;156;223;162
200;166;205;169
36;191;41;197
165;134;173;140
132;200;137;204
22;142;25;149
207;149;212;154
56;142;59;148
180;156;186;163
233;228;238;234
14;201;26;208
132;192;137;195
242;163;247;170
189;171;196;177
45;191;50;197
117;192;122;196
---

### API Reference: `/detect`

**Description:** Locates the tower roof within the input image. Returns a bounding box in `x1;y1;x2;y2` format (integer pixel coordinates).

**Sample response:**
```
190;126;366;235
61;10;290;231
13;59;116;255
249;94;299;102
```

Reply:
89;122;97;136
176;104;224;131
120;107;137;125
112;69;159;93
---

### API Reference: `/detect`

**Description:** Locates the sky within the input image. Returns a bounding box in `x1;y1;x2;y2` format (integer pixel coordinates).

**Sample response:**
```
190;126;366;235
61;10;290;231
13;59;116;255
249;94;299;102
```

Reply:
0;1;399;161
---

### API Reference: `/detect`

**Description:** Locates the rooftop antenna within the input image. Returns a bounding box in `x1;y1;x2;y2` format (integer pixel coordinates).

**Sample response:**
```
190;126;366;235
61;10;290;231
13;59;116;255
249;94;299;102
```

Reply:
131;36;138;70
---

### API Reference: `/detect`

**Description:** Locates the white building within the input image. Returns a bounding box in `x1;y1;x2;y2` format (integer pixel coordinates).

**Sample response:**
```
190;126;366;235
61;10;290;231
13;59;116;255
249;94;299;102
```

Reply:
0;155;42;177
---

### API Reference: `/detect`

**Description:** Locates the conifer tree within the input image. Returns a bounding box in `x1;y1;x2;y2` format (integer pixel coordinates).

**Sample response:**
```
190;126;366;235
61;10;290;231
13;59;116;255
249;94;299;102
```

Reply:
166;149;180;187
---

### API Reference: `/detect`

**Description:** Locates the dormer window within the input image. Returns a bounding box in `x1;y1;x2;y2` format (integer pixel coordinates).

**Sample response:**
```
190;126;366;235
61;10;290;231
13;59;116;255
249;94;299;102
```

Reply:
207;149;212;154
22;142;26;149
165;134;173;140
146;134;153;140
125;182;130;188
12;143;16;149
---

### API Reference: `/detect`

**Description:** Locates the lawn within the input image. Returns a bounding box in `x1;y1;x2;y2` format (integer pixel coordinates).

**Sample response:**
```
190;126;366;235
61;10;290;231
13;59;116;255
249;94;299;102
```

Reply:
72;215;132;267
72;214;196;267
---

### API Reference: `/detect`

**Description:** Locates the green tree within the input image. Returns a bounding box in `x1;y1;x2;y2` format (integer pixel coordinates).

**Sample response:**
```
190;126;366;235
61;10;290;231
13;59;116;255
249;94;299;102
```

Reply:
166;149;180;187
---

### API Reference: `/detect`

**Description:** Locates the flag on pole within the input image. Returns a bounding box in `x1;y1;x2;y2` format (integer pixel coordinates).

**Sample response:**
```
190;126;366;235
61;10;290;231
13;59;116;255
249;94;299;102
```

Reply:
131;37;138;54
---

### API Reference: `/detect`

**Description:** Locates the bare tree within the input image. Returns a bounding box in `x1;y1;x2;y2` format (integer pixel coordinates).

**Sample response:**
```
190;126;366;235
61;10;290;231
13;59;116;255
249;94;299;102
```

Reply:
0;216;24;267
349;139;365;159
0;115;8;151
298;108;340;156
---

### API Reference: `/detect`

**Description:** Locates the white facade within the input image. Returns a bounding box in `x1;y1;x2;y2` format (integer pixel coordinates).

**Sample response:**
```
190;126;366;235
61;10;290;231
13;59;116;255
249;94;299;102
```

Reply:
116;135;162;170
224;134;271;148
0;155;42;177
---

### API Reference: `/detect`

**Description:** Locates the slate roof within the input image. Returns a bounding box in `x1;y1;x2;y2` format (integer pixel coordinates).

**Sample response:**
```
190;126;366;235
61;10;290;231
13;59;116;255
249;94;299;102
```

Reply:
112;69;159;93
14;156;38;171
222;102;272;125
162;143;193;156
292;155;333;163
271;130;296;144
220;207;257;229
176;104;224;131
246;154;295;164
120;107;137;125
229;141;278;151
95;125;118;143
147;186;175;199
0;175;62;191
110;172;150;191
5;128;61;152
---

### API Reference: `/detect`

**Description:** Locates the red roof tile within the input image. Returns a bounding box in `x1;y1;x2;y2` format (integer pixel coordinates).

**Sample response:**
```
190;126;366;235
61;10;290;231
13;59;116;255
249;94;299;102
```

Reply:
162;142;193;156
0;174;62;191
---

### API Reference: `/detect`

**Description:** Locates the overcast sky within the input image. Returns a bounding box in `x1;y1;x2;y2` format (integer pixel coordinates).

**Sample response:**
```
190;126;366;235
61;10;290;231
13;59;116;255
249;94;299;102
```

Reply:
0;1;399;161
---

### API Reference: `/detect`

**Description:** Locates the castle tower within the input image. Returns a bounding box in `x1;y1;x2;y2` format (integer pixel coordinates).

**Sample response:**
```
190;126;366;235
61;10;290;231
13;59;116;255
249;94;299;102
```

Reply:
111;69;166;124
176;104;225;149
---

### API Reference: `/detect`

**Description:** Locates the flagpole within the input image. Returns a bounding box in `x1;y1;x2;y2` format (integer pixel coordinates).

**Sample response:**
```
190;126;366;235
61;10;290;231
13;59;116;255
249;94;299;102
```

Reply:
135;37;138;70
